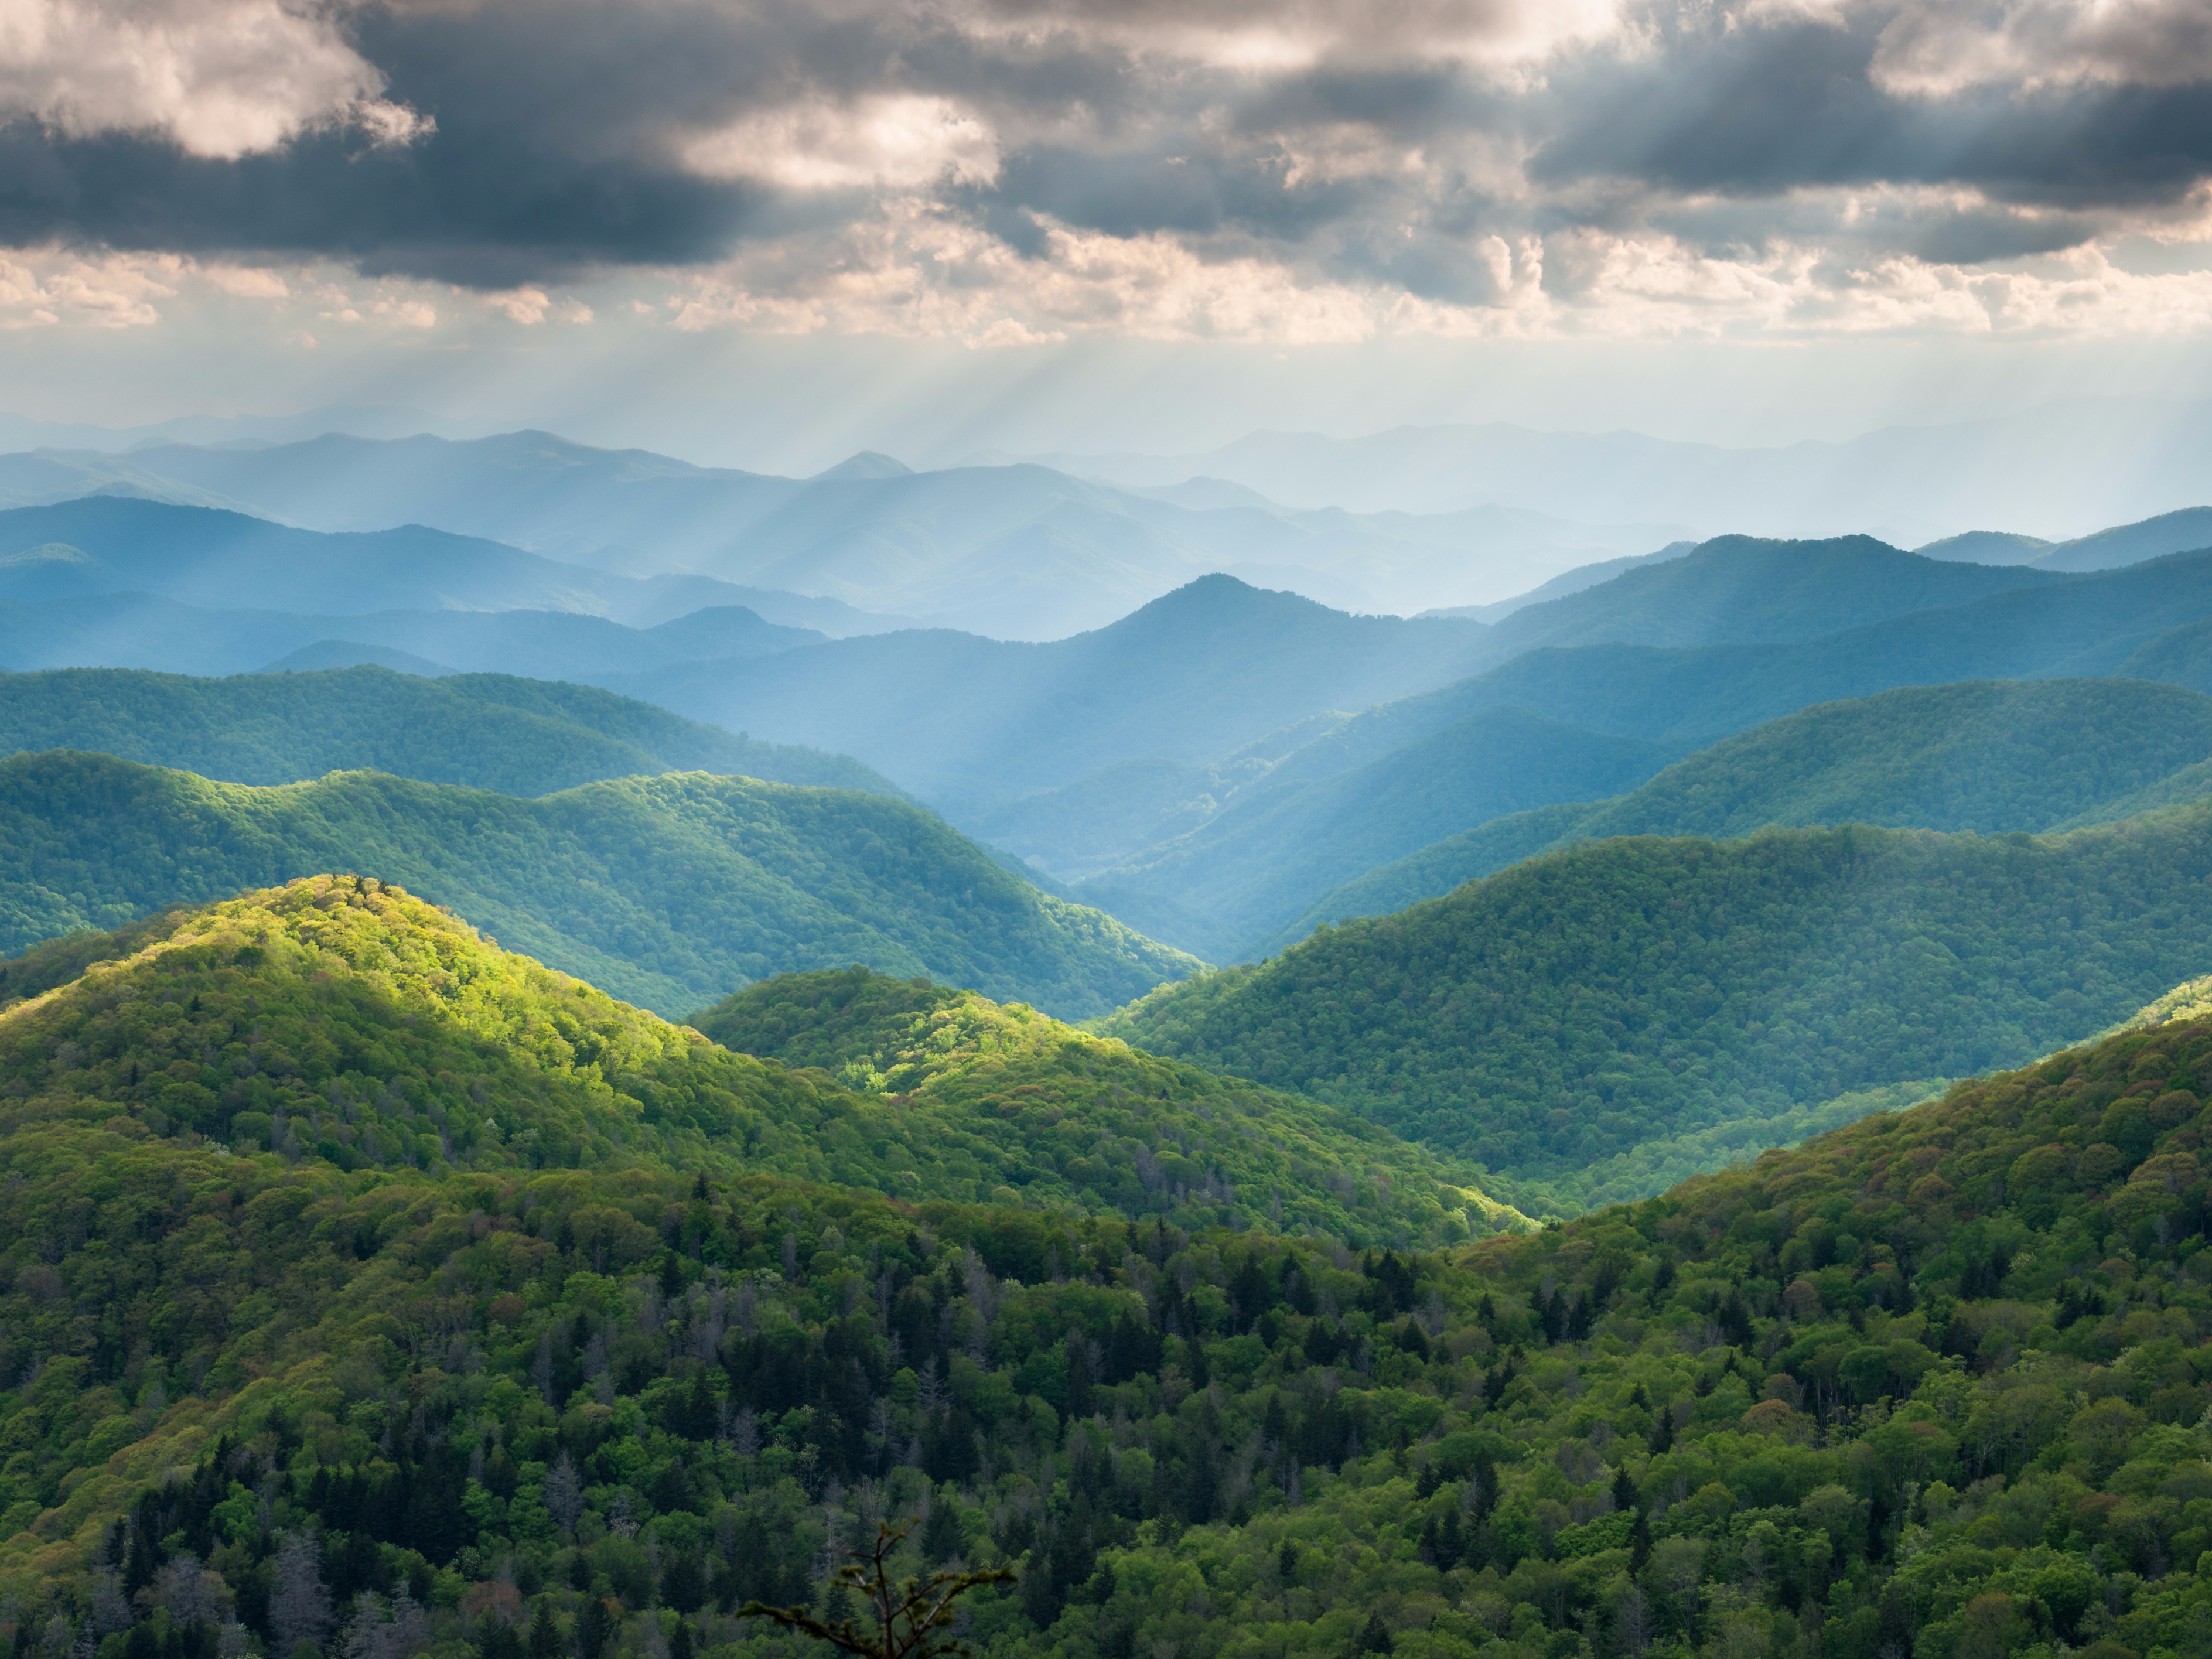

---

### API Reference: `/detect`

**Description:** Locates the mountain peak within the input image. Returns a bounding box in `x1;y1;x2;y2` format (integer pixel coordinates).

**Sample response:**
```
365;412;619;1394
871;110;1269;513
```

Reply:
813;450;914;480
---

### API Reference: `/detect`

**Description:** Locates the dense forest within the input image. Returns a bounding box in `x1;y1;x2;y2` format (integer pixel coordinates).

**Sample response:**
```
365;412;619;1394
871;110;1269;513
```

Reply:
0;751;1189;1020
691;967;1526;1243
6;879;2212;1659
0;667;898;798
1101;803;2212;1212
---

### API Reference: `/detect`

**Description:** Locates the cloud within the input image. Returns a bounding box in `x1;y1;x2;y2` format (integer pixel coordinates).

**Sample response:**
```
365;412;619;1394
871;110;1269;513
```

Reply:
0;248;180;327
0;0;2204;342
0;0;431;159
684;94;1000;188
1872;0;2212;96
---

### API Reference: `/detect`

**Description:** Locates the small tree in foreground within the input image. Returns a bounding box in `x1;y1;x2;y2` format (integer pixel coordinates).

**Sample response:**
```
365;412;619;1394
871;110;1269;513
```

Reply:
736;1520;1016;1659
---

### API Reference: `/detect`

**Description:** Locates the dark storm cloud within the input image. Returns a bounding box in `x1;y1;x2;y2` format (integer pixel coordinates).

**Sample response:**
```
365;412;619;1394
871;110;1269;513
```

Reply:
4;0;2208;289
1530;14;2212;212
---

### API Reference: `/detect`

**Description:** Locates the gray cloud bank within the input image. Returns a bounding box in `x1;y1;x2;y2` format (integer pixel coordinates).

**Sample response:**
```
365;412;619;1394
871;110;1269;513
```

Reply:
1;0;2208;318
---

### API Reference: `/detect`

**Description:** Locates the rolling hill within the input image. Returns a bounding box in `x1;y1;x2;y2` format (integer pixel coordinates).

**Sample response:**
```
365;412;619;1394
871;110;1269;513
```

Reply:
0;880;1493;1242
0;751;1191;1019
692;965;1529;1240
0;665;898;797
4;880;2211;1659
1100;796;2212;1211
1276;678;2212;941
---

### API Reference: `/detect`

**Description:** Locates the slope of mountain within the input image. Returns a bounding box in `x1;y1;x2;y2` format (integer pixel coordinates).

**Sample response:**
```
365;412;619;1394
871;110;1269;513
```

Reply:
260;640;458;675
1913;528;2051;564
0;590;818;680
0;882;1481;1242
0;665;898;797
1071;706;1675;960
1270;678;2212;944
0;496;898;636
0;751;1190;1019
1352;545;2212;757
1419;540;1697;622
618;576;1500;803
1100;799;2212;1211
7;887;2212;1659
1274;677;2212;947
694;966;1530;1238
14;433;1682;634
955;538;2078;894
1479;534;2060;655
2033;504;2212;572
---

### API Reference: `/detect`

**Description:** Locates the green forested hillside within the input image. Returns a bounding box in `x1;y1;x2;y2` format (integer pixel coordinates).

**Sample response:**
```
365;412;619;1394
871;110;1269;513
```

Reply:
6;886;2212;1659
0;880;1482;1238
693;967;1529;1241
1101;803;2212;1211
1274;679;2212;943
0;752;1189;1019
0;666;898;797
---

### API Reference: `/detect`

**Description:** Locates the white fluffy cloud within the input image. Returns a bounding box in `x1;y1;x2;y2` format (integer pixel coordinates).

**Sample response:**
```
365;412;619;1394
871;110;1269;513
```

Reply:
682;94;1001;189
0;0;429;158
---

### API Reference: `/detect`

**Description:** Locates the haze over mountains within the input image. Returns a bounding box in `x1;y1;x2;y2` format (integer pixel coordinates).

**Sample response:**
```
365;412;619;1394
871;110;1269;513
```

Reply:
1;432;1678;637
996;396;2212;547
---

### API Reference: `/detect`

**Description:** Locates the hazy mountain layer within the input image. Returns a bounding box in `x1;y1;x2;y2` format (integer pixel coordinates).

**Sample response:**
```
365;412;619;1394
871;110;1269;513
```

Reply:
617;576;1500;803
1478;534;2060;654
1003;401;2212;545
0;665;898;797
1269;678;2212;947
0;496;902;636
1353;545;2212;760
956;537;2087;904
1100;800;2212;1211
7;432;1682;634
0;752;1191;1019
1071;706;1674;961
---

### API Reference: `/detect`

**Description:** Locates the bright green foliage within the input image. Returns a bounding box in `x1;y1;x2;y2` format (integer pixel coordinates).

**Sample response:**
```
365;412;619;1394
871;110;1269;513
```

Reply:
1101;804;2212;1213
694;967;1531;1243
1271;677;2212;946
0;879;1269;1220
0;664;899;797
0;750;1192;1018
9;943;2212;1659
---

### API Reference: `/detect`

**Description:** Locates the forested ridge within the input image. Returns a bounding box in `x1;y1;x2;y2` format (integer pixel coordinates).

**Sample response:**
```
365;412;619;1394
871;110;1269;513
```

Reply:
1101;803;2212;1212
0;667;898;798
691;968;1528;1242
6;883;2212;1659
1267;678;2212;949
0;751;1188;1020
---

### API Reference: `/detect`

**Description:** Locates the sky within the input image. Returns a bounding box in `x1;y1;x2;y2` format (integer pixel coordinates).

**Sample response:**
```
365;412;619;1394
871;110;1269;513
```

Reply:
3;0;2210;473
